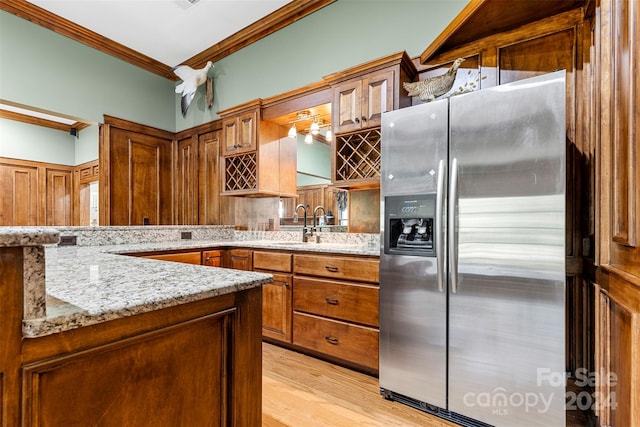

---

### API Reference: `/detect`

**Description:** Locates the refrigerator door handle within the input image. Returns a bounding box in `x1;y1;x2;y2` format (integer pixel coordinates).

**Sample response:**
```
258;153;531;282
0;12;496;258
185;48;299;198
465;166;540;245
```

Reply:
449;157;458;294
435;159;445;293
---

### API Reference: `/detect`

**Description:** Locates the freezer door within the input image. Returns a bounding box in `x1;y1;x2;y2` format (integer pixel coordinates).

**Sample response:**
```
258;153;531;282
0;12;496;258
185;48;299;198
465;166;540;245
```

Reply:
379;101;449;408
448;71;566;426
381;100;449;196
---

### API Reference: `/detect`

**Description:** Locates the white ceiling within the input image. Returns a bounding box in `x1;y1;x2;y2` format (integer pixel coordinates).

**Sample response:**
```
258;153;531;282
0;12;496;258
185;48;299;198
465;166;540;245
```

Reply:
26;0;292;67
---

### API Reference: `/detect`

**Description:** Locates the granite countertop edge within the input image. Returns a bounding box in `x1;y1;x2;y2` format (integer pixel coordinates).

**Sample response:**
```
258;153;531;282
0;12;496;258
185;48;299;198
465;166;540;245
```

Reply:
22;239;379;338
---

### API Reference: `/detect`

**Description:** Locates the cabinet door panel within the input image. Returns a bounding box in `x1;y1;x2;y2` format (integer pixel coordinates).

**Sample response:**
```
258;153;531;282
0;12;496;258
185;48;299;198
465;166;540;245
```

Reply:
203;250;222;267
237;110;257;153
198;131;220;225
261;272;292;342
362;70;394;128
108;127;172;226
45;168;72;226
225;249;252;270
0;162;39;225
334;80;362;134
176;137;198;225
22;313;231;426
222;118;238;154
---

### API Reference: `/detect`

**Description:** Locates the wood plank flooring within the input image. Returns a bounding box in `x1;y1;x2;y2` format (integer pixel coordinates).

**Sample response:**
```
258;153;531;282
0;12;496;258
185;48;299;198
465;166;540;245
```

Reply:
262;343;590;427
262;343;458;427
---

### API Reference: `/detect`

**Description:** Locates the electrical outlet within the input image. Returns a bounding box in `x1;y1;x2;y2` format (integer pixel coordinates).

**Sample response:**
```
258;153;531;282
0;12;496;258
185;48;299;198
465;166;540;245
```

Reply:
59;235;77;246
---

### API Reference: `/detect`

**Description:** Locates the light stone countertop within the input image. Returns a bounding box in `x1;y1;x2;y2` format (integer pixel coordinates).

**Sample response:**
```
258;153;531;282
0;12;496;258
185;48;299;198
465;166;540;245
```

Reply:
15;235;379;338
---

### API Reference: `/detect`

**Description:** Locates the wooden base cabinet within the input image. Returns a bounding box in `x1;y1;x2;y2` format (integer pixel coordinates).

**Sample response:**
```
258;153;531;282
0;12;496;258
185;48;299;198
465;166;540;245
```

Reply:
292;253;379;373
1;243;263;427
293;312;379;372
254;251;293;343
22;311;232;425
594;271;640;427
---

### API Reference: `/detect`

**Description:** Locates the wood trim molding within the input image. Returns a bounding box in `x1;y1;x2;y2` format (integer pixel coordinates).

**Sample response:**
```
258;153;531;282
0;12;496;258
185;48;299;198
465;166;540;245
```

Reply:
102;115;174;140
323;51;416;85
421;9;585;67
0;0;335;81
186;0;335;70
419;0;586;64
0;109;90;133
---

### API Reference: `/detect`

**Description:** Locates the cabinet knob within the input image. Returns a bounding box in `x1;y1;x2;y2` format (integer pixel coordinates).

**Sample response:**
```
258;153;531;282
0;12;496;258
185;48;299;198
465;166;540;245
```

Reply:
324;297;339;305
325;336;339;345
361;116;367;122
354;117;360;123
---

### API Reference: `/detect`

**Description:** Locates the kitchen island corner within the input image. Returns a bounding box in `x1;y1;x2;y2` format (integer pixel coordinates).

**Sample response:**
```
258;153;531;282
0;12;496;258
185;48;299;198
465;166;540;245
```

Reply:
0;227;270;426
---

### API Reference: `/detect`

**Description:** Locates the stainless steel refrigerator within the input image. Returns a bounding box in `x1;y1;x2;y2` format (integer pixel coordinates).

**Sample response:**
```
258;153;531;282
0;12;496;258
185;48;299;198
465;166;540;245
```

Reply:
379;71;566;427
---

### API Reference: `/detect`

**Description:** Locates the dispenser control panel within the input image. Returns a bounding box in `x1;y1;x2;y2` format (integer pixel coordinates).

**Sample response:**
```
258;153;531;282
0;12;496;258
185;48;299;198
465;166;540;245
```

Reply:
384;194;436;257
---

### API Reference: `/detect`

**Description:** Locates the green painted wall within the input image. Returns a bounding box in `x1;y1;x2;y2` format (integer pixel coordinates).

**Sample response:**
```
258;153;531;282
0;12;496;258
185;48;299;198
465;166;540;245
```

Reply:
0;11;175;129
0;0;468;163
0;118;75;165
177;0;468;130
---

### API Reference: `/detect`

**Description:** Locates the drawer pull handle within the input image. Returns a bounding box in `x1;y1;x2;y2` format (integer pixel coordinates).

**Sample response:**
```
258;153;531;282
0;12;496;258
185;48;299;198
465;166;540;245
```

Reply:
325;265;339;273
325;336;339;345
325;297;339;305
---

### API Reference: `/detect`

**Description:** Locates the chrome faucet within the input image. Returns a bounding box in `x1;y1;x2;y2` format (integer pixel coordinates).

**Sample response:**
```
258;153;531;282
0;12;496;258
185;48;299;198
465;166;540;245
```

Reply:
312;205;326;232
294;203;312;242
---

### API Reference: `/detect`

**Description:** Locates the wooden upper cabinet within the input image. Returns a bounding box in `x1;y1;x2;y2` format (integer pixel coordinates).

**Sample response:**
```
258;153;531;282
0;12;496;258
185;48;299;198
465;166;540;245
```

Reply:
101;116;174;226
333;69;394;134
219;100;297;197
325;52;416;189
222;109;257;156
326;51;416;136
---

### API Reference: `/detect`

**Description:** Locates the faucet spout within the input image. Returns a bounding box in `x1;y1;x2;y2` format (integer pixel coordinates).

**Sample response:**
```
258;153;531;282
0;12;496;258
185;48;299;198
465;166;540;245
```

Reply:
295;204;311;242
313;205;326;230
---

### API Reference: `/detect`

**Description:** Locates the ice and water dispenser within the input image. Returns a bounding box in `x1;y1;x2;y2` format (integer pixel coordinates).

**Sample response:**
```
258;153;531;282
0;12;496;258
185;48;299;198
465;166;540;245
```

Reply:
384;194;436;257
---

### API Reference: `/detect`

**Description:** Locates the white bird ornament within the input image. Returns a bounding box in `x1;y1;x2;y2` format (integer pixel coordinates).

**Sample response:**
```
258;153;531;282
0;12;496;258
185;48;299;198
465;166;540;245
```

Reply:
172;61;214;117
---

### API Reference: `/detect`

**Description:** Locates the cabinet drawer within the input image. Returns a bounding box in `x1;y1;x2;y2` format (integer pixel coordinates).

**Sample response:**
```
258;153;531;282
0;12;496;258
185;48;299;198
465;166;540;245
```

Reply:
143;251;202;265
253;251;292;273
293;312;378;371
293;254;379;283
294;277;378;327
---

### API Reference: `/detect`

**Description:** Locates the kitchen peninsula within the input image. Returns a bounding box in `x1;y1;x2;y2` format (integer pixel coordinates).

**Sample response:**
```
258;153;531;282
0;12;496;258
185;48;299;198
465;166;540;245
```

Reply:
0;226;271;426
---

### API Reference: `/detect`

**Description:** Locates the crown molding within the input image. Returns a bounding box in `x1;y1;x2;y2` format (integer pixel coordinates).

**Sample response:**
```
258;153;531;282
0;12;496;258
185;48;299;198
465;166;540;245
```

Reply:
0;0;335;81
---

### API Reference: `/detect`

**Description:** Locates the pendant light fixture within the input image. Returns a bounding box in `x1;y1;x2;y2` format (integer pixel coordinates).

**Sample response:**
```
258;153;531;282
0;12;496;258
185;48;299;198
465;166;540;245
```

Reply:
288;124;297;138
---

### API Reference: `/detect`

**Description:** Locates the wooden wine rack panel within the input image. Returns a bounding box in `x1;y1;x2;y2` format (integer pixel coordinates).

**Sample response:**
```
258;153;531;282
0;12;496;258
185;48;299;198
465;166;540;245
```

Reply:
224;153;257;192
335;128;382;183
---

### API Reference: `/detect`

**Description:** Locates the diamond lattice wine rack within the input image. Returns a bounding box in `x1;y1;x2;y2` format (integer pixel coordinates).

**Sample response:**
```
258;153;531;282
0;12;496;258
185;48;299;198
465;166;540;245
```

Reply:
334;128;382;185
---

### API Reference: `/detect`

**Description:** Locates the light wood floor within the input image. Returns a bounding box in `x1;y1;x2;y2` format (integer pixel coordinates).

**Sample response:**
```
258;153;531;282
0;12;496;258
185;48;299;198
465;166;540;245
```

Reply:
262;343;590;427
262;342;458;427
